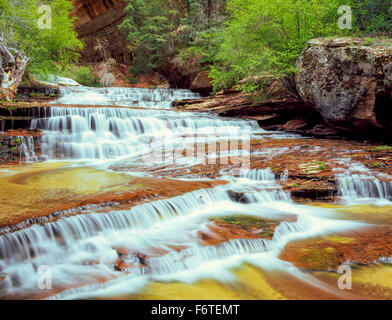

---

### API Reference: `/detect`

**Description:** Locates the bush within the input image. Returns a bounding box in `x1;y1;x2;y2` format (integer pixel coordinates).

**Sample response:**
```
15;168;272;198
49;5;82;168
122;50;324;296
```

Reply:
75;67;100;87
60;65;101;87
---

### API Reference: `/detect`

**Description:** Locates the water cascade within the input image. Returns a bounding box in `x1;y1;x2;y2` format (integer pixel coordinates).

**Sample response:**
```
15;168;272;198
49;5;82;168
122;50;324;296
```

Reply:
336;161;392;204
0;86;366;299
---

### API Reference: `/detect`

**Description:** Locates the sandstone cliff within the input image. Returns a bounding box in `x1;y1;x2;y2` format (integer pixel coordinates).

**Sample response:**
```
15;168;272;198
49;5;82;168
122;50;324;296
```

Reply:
72;0;131;64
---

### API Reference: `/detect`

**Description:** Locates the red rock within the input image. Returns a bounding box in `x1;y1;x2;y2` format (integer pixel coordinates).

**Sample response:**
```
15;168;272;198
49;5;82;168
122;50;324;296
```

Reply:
282;119;308;130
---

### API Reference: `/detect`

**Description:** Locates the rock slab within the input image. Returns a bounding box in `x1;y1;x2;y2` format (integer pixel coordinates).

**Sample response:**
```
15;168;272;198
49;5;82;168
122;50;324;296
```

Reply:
296;38;392;135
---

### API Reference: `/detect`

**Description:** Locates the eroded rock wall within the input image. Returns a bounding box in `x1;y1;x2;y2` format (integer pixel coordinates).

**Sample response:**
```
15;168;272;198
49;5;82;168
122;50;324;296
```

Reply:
72;0;132;64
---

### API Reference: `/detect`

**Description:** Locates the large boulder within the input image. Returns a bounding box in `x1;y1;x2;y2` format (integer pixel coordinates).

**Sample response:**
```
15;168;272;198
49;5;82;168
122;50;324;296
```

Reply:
296;38;392;135
158;52;213;95
190;71;212;95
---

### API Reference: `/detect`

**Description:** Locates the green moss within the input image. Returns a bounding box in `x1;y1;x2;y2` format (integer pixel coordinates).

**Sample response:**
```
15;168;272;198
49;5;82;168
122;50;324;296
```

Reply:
372;162;382;168
318;161;326;170
367;145;392;153
300;247;339;270
210;215;276;237
29;92;45;98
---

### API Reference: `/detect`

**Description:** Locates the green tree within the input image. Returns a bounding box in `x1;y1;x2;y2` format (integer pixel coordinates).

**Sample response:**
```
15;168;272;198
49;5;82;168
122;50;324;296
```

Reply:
0;0;83;76
350;0;392;35
209;0;348;91
119;0;179;74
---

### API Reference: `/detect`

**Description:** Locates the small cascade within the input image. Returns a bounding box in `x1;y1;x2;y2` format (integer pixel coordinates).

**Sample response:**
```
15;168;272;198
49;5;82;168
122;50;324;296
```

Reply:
338;175;392;202
226;168;291;203
54;86;201;109
335;160;392;203
34;74;81;87
0;187;229;264
239;168;276;181
19;136;38;162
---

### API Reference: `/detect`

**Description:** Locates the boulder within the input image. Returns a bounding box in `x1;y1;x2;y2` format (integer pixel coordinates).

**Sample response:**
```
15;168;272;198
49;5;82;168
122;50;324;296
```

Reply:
190;71;212;95
158;53;214;95
296;38;392;135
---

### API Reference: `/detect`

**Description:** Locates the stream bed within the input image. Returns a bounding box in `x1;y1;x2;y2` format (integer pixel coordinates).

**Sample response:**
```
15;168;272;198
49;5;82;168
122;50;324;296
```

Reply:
0;86;392;300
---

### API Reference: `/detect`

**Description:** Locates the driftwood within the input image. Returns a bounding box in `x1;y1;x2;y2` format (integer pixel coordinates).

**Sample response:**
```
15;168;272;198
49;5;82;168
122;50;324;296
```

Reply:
0;35;29;101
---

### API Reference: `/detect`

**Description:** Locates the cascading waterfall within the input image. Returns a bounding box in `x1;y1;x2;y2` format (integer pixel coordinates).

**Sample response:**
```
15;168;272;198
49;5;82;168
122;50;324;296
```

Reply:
19;136;37;162
0;86;365;299
54;86;201;109
338;175;392;201
335;160;392;203
30;106;261;160
0;178;355;299
224;168;291;203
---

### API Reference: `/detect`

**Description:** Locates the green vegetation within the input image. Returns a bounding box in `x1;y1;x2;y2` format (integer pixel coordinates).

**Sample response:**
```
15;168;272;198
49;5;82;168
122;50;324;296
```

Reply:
372;162;382;168
209;0;392;92
0;0;83;77
368;146;392;153
318;161;327;170
120;0;225;75
2;0;391;92
120;0;392;93
210;215;276;238
60;65;101;87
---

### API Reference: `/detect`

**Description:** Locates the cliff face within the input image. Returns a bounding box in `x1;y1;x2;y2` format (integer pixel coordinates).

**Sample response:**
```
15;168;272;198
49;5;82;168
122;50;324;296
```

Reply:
72;0;131;64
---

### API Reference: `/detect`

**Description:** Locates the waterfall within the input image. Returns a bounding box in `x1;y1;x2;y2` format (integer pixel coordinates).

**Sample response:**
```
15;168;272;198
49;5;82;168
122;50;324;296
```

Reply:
19;136;38;162
338;175;392;202
335;160;392;204
54;86;201;109
0;86;366;299
224;168;291;203
0;170;328;298
30;106;261;160
239;168;276;181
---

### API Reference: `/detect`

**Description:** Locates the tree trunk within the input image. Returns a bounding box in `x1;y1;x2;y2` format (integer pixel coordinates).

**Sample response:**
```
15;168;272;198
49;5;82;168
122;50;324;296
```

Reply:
0;41;29;101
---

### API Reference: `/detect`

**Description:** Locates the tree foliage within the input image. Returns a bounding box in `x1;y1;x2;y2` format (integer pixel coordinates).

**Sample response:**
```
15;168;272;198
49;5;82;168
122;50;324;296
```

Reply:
118;0;392;91
0;0;83;76
119;0;179;74
351;0;392;35
208;0;392;92
120;0;226;74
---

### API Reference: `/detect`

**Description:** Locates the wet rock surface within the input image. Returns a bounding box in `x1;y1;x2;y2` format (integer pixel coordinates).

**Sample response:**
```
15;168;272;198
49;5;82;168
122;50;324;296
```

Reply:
1;85;392;300
173;87;341;138
280;226;392;271
0;133;40;164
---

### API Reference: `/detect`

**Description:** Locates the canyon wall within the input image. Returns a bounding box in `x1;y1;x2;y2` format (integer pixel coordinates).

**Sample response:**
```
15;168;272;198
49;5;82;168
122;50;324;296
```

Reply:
72;0;132;64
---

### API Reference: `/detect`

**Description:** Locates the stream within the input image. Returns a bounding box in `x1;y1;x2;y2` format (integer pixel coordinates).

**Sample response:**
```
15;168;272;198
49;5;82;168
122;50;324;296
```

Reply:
1;86;392;300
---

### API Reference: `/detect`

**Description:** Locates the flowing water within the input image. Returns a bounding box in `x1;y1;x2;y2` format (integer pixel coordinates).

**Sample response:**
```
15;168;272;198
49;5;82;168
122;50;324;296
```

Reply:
1;86;392;300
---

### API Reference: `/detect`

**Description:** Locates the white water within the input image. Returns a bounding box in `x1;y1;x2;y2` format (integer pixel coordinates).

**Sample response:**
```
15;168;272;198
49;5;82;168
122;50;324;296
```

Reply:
0;181;360;299
34;74;81;87
0;86;369;299
335;160;392;205
30;106;261;161
19;136;38;162
54;86;201;109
